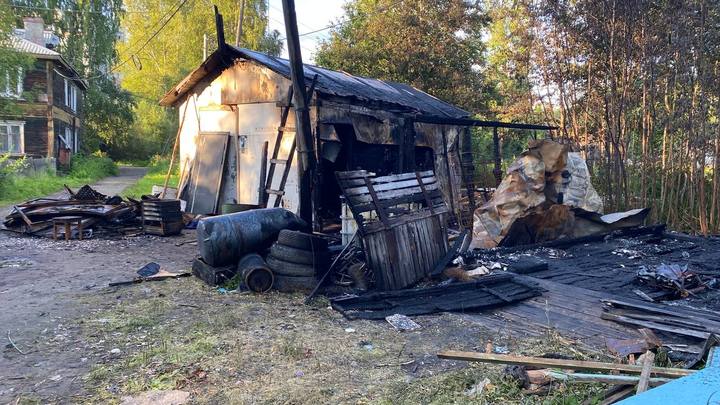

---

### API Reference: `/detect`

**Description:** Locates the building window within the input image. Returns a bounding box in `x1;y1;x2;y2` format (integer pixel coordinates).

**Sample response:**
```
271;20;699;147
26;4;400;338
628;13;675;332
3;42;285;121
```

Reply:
0;121;24;154
1;68;23;98
64;78;77;111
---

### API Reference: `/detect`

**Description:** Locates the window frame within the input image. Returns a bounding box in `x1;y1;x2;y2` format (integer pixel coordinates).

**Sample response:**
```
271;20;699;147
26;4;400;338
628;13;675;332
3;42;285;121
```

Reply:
64;79;78;112
1;67;24;98
0;121;25;155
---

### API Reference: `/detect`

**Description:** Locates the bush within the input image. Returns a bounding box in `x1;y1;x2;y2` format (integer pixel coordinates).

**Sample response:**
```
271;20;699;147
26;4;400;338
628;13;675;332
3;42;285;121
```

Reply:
69;153;118;179
122;155;180;199
0;153;117;205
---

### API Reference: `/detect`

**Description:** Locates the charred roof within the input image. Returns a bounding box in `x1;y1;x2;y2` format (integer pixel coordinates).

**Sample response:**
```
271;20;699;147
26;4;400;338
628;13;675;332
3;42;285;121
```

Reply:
159;46;470;119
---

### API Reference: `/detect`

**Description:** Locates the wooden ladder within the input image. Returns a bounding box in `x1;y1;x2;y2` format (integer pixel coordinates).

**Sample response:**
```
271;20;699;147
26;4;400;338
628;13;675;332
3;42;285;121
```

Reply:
261;76;319;208
262;86;295;208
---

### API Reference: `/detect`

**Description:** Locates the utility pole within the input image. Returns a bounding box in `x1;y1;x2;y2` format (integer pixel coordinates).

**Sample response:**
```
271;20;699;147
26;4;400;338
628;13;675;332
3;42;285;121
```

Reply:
281;0;314;224
235;0;246;46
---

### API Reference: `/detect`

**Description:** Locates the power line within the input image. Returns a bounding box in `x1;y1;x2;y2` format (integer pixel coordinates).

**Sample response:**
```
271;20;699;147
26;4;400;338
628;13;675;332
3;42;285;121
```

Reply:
70;0;191;82
278;0;404;41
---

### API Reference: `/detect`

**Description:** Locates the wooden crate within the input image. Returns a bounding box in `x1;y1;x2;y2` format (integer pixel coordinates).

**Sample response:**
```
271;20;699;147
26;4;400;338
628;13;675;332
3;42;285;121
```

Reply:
142;199;183;236
143;219;183;236
336;170;449;290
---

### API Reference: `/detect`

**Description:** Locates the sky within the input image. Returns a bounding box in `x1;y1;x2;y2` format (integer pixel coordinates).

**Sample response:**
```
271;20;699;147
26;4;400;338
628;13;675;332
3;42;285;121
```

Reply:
266;0;346;62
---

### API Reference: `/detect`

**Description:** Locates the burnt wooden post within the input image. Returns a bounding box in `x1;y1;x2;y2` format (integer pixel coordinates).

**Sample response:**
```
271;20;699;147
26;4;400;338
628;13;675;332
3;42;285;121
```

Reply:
398;118;416;172
282;0;315;223
459;127;476;217
493;127;502;186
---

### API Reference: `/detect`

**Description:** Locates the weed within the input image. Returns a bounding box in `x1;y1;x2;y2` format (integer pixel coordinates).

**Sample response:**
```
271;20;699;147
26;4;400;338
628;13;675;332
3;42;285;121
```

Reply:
0;154;117;205
123;155;179;199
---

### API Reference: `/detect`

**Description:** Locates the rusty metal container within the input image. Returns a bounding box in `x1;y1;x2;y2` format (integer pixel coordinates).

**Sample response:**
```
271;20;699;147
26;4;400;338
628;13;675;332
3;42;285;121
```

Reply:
196;208;306;267
237;253;274;293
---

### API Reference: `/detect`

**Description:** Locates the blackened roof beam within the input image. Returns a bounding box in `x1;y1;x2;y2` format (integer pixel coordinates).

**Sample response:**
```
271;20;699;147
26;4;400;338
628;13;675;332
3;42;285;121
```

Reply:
413;115;557;131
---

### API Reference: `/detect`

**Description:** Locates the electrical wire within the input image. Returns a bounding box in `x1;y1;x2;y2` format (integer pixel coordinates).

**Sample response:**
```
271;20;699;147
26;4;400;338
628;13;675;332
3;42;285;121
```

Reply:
278;0;404;41
63;0;192;82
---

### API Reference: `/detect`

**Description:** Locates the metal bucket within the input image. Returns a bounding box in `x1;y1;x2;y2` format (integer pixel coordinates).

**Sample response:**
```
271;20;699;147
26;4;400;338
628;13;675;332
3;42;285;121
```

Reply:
197;208;307;267
237;253;273;293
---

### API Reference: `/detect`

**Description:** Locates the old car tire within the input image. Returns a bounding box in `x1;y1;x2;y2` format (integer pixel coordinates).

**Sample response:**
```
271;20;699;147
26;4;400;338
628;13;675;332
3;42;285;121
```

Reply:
277;230;328;251
273;274;317;292
266;255;316;277
270;243;327;265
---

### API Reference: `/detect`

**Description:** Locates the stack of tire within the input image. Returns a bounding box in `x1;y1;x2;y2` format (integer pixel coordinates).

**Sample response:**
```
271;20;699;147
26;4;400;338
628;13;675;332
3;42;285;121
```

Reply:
266;230;329;292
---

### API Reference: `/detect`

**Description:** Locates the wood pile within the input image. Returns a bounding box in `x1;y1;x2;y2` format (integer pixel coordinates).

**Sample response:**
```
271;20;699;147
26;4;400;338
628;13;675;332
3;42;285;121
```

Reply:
3;185;141;237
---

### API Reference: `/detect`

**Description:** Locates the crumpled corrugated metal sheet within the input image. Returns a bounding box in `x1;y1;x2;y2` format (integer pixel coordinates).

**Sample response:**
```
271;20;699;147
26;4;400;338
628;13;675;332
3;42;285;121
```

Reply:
226;46;470;119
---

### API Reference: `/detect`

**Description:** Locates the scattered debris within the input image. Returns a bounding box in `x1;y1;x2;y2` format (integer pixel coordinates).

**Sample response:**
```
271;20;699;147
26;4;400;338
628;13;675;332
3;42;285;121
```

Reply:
464;378;491;397
3;185;142;238
109;263;191;287
620;348;720;404
602;298;720;342
636;263;706;298
385;314;421;331
436;350;693;378
331;273;541;320
6;331;27;355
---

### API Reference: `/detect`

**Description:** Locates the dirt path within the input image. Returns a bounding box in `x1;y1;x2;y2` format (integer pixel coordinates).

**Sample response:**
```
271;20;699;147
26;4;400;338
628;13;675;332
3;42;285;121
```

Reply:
0;166;163;403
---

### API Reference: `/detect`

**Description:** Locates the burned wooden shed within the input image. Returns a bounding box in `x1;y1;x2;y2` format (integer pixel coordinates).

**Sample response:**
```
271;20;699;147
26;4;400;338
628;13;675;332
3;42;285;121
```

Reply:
159;45;479;228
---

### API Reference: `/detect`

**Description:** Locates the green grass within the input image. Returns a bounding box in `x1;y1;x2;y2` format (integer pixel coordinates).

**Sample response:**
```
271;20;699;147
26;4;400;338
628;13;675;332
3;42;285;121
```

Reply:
122;156;179;199
0;154;117;205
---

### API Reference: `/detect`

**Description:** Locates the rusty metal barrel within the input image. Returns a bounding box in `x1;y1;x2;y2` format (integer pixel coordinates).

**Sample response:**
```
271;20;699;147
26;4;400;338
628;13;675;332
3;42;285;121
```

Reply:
237;253;274;293
196;208;307;267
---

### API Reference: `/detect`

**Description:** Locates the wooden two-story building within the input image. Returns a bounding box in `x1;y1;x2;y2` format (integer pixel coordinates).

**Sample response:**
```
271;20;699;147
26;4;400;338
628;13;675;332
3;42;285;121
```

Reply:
1;17;87;165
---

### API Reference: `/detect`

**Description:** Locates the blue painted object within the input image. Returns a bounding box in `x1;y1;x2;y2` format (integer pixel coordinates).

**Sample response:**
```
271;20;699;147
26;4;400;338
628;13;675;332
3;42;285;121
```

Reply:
619;348;720;404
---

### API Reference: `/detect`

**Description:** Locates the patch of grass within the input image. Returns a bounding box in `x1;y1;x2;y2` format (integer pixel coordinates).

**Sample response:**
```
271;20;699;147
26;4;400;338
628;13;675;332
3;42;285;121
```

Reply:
123;155;179;199
0;154;117;205
77;280;610;405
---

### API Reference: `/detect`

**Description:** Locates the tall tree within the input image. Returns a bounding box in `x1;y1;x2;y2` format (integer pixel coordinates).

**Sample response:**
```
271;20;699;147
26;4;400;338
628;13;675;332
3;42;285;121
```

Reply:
0;1;33;116
488;0;720;233
315;0;492;114
10;0;136;155
118;0;282;158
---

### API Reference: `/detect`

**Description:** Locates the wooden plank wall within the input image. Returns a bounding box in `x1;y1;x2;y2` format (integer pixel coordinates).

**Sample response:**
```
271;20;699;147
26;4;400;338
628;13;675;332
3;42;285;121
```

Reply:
336;170;450;290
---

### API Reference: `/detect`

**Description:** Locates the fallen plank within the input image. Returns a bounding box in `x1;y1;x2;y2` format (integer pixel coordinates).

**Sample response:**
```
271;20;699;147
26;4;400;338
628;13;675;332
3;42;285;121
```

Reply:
636;351;656;393
546;370;669;387
603;298;720;324
601;312;711;340
436;351;694;378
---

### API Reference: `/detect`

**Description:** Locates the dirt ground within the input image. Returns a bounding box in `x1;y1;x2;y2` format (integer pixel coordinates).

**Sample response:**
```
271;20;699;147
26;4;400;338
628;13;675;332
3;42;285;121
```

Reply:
0;171;607;404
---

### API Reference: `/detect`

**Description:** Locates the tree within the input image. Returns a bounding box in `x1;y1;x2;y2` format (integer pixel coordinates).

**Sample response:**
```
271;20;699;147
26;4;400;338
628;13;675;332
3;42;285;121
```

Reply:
117;0;282;158
315;0;492;114
10;0;136;156
0;1;32;116
486;0;720;233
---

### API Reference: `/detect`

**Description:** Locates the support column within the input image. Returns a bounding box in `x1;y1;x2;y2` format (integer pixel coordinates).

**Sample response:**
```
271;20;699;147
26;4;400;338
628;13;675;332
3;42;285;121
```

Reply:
282;0;315;224
46;61;55;158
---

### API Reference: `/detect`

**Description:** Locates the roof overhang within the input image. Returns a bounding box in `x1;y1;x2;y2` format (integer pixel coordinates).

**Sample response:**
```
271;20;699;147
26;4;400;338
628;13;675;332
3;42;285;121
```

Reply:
159;50;224;107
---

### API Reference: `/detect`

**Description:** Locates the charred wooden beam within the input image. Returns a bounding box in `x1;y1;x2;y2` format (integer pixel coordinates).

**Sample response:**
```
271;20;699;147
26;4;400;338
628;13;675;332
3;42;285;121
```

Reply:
413;115;557;131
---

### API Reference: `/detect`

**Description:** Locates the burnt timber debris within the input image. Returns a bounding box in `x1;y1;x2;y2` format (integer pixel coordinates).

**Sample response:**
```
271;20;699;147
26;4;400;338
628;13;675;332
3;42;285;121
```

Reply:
5;12;720;401
330;273;542;320
3;185;142;238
